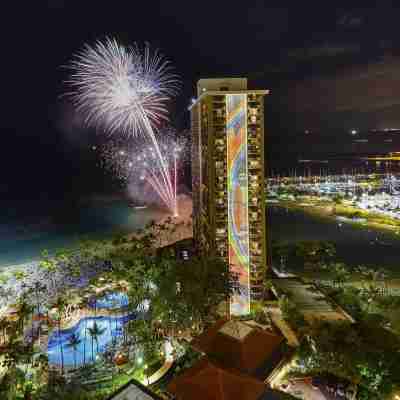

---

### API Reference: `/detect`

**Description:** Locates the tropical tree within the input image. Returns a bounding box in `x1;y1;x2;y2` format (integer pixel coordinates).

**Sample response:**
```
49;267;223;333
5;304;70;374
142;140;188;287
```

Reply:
126;318;162;365
0;335;29;400
87;321;106;362
66;333;82;370
33;352;49;387
0;317;8;345
272;241;336;272
53;295;66;375
296;321;400;398
15;295;34;338
39;250;59;292
332;194;343;214
76;296;93;367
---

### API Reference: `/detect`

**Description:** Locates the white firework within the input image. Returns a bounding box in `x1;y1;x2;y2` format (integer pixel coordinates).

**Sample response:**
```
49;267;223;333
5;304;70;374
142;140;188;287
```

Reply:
68;37;179;137
68;38;181;215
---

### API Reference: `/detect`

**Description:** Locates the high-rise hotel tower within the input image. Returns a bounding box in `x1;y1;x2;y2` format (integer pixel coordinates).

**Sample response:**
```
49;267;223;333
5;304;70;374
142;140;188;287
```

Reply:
190;78;268;316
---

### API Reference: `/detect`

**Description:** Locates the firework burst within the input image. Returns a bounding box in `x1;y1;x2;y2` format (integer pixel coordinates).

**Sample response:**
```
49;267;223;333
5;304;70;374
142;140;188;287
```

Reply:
98;129;188;214
68;37;179;137
68;38;181;215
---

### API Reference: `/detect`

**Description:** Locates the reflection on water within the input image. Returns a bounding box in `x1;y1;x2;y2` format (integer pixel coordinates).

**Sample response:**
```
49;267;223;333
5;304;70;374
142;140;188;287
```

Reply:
2;200;399;273
0;200;163;267
47;315;134;367
268;205;400;272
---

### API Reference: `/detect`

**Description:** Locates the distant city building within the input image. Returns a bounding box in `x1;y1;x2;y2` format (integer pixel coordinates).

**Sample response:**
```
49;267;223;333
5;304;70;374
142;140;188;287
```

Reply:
190;78;269;315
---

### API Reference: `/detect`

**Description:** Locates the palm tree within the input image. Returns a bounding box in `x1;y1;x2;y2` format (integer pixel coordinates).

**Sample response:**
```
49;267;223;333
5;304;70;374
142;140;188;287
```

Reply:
54;296;66;375
0;335;27;399
79;296;90;366
0;317;8;345
32;281;45;342
66;333;82;370
16;297;33;336
35;352;49;385
87;322;106;362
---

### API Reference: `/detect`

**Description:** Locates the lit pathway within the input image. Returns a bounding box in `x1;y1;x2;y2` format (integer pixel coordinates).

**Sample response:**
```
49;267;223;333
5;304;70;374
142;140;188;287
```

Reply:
272;279;354;323
110;341;174;400
285;381;329;400
143;340;174;385
267;305;299;347
142;358;174;386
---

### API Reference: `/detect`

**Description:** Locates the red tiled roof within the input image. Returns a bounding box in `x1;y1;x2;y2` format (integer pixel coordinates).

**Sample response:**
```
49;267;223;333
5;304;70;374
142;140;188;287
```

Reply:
167;357;266;400
192;319;284;374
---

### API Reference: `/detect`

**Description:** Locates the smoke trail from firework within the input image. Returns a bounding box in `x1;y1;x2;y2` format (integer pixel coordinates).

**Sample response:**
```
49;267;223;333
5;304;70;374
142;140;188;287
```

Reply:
98;131;188;212
68;38;180;214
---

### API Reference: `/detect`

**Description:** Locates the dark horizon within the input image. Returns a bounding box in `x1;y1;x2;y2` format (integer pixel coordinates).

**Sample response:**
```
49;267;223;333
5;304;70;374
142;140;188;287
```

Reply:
3;2;400;205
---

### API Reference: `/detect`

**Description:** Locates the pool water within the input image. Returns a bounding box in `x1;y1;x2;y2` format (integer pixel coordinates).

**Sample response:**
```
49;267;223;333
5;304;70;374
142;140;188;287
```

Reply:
48;315;134;367
89;292;129;310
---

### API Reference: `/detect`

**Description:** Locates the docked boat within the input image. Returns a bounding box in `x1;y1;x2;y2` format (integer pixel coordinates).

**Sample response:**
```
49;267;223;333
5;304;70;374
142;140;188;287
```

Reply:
128;202;147;209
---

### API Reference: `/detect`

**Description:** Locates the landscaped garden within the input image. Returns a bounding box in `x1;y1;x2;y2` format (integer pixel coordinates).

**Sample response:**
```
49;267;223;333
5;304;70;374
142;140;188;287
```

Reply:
271;240;400;399
0;218;235;399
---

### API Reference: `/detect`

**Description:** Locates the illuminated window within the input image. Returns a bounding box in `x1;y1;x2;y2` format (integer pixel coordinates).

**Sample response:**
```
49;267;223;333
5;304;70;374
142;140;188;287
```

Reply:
249;160;260;168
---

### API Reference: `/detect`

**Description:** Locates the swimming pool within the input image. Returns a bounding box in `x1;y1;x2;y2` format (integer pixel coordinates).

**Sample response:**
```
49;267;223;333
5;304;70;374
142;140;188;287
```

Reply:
89;291;129;310
48;314;134;367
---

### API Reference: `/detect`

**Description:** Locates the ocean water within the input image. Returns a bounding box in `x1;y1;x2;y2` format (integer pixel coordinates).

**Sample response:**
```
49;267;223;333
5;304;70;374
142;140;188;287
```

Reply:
268;205;400;272
2;199;400;273
0;199;164;269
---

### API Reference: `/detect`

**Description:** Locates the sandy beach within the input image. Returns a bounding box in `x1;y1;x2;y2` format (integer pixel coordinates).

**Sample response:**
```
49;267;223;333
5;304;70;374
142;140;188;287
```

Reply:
0;195;193;316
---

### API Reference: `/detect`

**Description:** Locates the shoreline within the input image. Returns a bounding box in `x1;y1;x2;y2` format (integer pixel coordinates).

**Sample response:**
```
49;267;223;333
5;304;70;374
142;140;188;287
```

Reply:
0;195;193;317
0;195;193;274
269;198;400;240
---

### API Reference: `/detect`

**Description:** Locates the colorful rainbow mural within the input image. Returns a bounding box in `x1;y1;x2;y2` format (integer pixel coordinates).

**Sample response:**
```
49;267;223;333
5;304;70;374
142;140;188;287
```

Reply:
226;94;250;315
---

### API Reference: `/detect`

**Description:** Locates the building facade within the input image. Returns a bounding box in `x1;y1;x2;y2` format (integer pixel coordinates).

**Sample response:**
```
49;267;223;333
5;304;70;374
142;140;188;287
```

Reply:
190;78;268;316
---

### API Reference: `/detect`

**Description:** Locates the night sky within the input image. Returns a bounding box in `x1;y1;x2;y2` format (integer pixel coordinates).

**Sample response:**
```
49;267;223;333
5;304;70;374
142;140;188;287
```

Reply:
3;2;400;204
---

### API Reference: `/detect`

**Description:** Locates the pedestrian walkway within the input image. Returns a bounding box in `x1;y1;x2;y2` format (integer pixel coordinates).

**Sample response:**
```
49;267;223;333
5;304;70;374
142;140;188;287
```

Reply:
109;341;174;400
272;278;354;323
